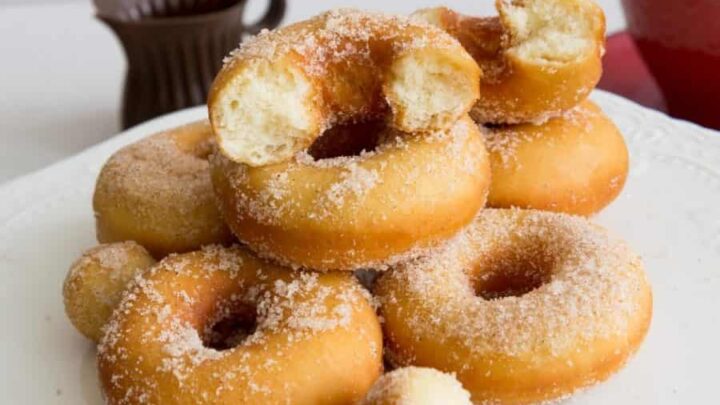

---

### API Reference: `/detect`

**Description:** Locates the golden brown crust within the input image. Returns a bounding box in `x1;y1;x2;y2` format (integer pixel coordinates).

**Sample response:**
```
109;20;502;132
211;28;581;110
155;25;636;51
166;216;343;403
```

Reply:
414;1;606;124
210;116;491;271
93;121;234;258
98;245;383;404
62;242;156;342
209;9;481;166
485;101;628;216
375;209;653;404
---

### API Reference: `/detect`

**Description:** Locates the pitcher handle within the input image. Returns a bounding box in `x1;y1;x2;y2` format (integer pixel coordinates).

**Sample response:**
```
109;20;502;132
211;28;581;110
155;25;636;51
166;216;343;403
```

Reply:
244;0;286;35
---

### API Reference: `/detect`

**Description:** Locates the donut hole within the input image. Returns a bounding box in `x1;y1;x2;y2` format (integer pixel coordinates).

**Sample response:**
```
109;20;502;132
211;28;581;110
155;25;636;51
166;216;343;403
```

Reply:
308;120;384;160
202;303;257;351
472;241;555;300
474;268;550;300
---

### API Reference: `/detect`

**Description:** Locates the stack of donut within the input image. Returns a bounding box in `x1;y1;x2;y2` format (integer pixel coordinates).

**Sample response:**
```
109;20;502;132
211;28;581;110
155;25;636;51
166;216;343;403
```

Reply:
62;2;652;404
413;0;629;216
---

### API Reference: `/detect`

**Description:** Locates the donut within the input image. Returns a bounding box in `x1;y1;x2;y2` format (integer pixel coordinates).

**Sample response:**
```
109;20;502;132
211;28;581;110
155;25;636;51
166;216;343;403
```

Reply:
413;0;605;124
363;367;472;405
210;116;491;271
63;241;156;342
209;9;481;166
93;121;234;258
98;245;383;404
375;209;652;404
484;100;628;216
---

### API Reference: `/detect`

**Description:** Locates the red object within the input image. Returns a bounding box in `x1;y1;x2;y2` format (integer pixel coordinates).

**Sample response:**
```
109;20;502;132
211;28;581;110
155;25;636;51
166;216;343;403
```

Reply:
598;33;666;112
621;0;720;129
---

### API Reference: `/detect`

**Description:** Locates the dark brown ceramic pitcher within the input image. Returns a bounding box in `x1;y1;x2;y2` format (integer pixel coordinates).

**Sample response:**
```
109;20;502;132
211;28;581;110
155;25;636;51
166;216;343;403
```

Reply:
96;0;286;129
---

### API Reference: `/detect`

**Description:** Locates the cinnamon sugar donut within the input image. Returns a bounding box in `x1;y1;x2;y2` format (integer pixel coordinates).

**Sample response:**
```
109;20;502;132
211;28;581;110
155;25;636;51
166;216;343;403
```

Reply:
209;9;481;166
375;209;652;404
363;367;472;405
210;116;491;271
413;0;605;124
98;245;383;404
63;242;156;342
484;100;628;216
93;121;234;258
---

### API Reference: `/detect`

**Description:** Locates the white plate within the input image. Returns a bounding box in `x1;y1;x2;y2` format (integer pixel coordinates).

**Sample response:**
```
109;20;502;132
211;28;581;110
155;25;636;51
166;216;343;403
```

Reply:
0;90;718;404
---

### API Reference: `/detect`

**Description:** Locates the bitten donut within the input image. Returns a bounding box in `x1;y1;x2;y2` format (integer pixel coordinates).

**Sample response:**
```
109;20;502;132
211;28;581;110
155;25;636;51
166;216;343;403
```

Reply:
363;367;472;405
94;121;234;258
413;0;605;124
63;242;156;342
209;8;481;166
210;116;491;271
98;245;383;404
375;209;652;404
484;100;628;216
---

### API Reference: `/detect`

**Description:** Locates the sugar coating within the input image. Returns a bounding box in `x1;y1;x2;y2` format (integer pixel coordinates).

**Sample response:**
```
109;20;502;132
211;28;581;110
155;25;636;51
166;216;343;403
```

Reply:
483;101;598;168
212;118;480;226
224;8;460;84
93;121;229;247
66;242;153;306
63;241;157;342
210;116;488;271
412;1;604;124
377;208;649;358
96;128;212;219
68;243;129;280
98;245;380;403
212;7;482;166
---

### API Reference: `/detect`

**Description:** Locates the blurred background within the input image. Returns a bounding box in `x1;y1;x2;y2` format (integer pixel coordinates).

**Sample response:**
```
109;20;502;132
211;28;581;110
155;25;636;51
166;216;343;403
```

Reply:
0;0;710;185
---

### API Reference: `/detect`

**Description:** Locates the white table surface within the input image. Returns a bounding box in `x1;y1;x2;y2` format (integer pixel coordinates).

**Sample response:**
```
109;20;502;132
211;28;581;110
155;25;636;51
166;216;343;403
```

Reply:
0;0;625;186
